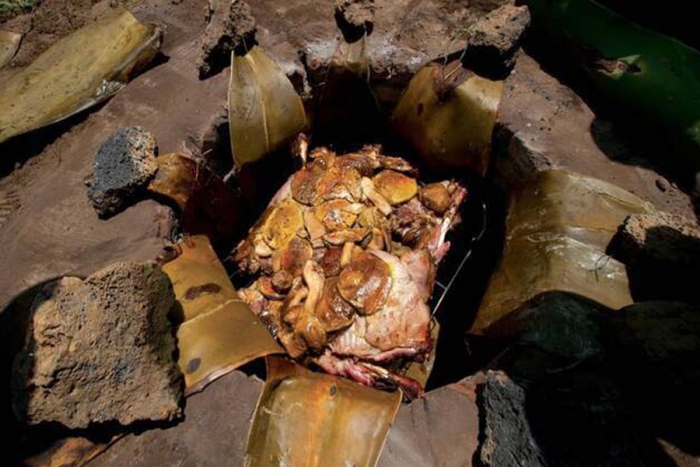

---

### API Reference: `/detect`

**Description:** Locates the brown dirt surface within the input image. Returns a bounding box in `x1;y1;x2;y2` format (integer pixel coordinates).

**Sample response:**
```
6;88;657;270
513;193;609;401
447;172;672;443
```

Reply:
494;53;696;218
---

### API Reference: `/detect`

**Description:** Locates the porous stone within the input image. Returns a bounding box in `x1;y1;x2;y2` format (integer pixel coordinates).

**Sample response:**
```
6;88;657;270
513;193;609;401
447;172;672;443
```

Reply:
87;127;158;218
197;0;257;79
479;370;546;467
12;262;183;429
464;4;530;76
609;212;700;303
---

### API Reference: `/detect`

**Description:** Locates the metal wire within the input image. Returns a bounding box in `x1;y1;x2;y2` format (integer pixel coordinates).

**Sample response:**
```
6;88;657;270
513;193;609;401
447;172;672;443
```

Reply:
432;199;488;317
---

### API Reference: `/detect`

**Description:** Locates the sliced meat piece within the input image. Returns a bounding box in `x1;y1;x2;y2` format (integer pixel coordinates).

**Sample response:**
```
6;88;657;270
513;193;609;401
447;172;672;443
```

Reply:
263;199;304;250
315;277;356;332
323;227;370;245
320;247;343;277
330;250;431;358
361;177;392;215
420;182;451;215
337;251;392;315
279;237;313;276
314;199;359;231
317;166;362;202
373;170;418;205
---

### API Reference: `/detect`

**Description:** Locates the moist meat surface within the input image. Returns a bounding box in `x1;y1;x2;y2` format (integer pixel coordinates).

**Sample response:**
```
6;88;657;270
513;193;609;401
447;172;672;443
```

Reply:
233;145;466;393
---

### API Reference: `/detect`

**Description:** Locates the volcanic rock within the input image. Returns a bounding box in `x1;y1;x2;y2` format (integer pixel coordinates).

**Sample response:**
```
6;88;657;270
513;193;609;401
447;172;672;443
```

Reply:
86;127;158;218
12;262;183;429
197;0;257;79
609;211;700;303
485;292;606;361
464;4;530;76
479;370;546;467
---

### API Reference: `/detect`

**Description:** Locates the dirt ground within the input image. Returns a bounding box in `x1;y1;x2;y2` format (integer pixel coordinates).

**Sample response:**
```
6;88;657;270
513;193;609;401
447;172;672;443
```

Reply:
1;1;699;466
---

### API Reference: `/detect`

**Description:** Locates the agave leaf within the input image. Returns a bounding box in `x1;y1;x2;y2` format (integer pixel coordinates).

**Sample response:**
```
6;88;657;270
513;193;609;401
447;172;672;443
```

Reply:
162;235;283;393
0;8;161;144
147;154;243;248
246;357;401;467
471;170;655;333
392;60;503;175
0;30;21;69
228;46;307;169
523;0;700;172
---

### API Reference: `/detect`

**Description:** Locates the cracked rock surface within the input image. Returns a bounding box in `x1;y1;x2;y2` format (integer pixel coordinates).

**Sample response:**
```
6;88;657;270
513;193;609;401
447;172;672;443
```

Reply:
87;126;158;219
12;261;183;429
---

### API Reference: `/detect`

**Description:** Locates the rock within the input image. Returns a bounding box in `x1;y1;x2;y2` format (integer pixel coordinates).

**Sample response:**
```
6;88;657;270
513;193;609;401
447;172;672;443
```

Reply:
609;211;700;303
379;373;483;467
464;4;531;76
609;302;700;453
479;370;547;467
493;53;696;219
12;262;183;429
487;350;651;466
86;127;158;219
197;0;257;79
335;0;375;42
485;292;606;361
611;301;700;380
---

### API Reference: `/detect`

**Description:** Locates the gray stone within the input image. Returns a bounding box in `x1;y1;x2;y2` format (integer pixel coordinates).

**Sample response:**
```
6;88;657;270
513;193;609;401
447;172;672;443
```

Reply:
479;370;547;467
465;4;531;75
12;262;183;429
87;127;158;218
610;212;700;303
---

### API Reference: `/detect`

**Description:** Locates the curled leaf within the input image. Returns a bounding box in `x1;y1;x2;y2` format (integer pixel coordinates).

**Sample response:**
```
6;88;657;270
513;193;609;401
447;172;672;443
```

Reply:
162;235;283;393
392;60;503;175
0;8;162;144
228;46;307;169
471;170;655;333
245;357;401;467
147;154;242;248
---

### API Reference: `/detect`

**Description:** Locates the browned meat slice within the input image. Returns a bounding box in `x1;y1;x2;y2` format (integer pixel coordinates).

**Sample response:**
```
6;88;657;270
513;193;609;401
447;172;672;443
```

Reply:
233;143;466;395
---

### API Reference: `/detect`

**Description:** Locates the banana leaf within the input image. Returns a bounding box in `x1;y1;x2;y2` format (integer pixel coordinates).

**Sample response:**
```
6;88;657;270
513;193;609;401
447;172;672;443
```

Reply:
523;0;700;172
162;235;283;393
246;357;401;467
147;154;242;248
392;60;503;175
0;30;21;69
471;170;655;333
228;46;307;169
0;8;161;145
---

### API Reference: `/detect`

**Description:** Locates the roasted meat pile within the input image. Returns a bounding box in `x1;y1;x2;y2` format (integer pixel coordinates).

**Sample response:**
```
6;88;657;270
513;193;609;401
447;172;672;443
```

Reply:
233;144;466;395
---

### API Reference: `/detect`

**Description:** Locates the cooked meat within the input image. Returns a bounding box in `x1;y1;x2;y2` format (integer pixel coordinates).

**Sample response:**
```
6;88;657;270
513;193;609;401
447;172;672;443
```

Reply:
233;143;466;395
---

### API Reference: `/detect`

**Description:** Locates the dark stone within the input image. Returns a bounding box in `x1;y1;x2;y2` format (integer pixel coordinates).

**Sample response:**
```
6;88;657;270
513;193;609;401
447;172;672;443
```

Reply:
86;127;158;218
197;0;257;79
609;212;700;304
12;262;183;429
486;292;606;361
464;4;531;77
479;370;547;467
